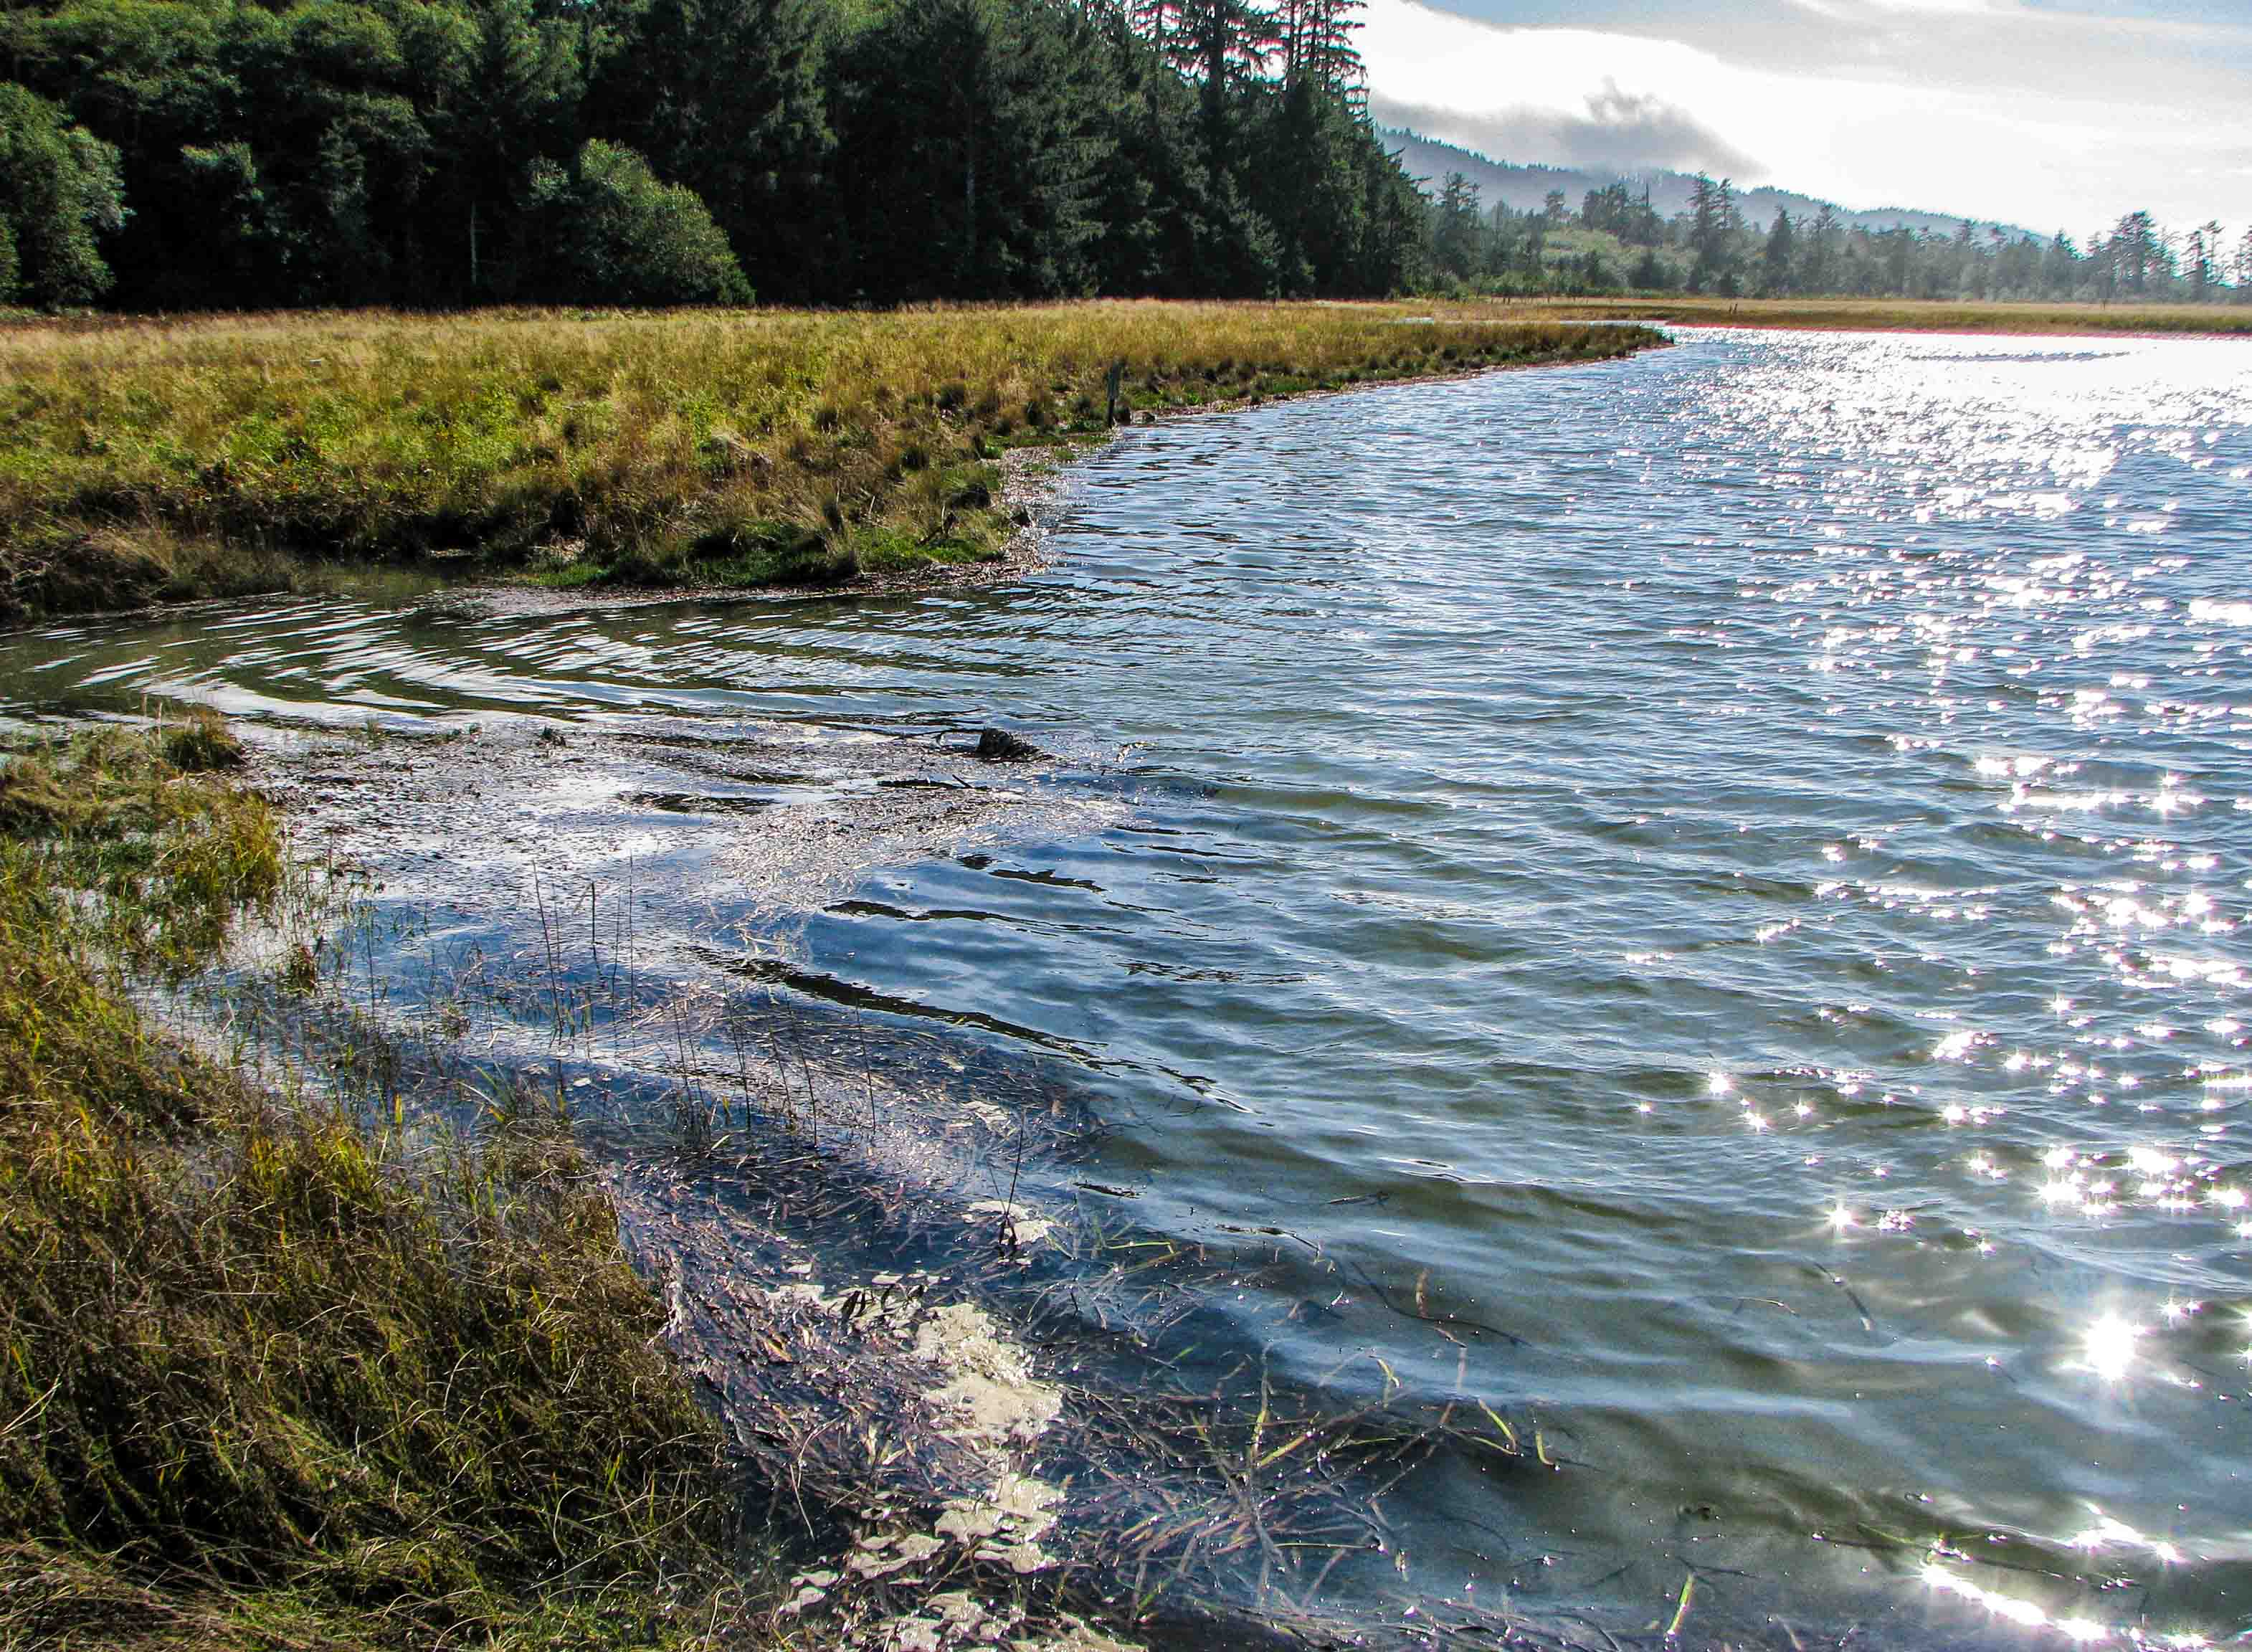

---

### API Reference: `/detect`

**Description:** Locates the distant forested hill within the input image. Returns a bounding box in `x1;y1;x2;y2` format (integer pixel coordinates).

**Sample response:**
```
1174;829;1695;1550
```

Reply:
1379;126;2039;242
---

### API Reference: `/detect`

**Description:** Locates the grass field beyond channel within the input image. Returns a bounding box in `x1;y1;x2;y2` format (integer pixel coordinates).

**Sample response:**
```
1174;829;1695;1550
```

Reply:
1494;294;2252;336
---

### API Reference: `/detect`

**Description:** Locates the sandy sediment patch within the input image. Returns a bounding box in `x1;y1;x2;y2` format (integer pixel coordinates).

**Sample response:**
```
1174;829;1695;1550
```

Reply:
604;1156;1131;1652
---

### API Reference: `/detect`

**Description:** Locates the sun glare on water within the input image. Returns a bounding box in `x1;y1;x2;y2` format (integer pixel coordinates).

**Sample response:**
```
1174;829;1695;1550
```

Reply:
2078;1314;2142;1382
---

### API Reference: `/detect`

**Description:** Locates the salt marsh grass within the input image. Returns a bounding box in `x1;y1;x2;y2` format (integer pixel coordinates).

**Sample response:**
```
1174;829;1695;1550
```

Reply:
0;723;734;1647
0;303;1657;620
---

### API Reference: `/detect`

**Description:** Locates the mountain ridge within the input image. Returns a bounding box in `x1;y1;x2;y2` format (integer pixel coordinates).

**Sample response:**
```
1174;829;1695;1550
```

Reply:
1379;126;2043;243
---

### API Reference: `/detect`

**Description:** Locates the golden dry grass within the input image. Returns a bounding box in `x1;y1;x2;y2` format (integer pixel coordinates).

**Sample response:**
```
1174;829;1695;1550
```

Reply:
0;302;1660;620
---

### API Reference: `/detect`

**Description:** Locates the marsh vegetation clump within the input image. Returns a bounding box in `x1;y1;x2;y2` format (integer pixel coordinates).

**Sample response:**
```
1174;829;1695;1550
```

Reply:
0;722;736;1648
0;303;1660;621
157;703;245;772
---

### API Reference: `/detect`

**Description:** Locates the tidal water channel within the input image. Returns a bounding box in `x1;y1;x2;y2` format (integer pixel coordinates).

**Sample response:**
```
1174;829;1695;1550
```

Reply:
6;329;2252;1646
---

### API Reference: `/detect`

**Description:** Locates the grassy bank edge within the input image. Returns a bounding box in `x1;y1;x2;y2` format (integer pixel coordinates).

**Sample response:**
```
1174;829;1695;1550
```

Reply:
0;717;752;1649
0;304;1665;626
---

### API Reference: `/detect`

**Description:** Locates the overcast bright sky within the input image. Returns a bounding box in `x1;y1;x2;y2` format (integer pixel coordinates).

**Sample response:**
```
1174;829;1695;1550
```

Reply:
1359;0;2252;234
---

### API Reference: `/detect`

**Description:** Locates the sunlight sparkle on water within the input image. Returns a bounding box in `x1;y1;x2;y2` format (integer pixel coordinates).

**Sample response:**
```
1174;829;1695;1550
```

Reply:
2079;1315;2142;1382
2070;1511;2187;1575
1920;1563;2068;1633
1918;1556;2170;1646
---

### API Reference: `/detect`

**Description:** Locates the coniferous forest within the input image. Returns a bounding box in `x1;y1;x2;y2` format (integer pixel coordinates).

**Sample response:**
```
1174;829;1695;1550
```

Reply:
0;0;1427;310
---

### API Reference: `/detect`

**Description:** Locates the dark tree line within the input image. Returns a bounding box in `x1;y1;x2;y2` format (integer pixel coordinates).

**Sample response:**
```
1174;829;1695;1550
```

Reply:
0;0;1428;308
1421;167;2252;305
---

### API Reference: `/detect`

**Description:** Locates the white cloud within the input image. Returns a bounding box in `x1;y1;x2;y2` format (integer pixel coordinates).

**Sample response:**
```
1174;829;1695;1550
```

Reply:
1788;0;2018;16
1372;85;1759;180
1359;0;2252;229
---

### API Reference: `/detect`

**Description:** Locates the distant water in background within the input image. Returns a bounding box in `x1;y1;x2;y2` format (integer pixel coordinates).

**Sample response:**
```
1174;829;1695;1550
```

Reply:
8;329;2251;1645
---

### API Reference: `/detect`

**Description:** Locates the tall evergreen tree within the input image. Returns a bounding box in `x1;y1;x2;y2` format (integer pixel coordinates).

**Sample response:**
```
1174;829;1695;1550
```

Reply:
457;0;576;295
1430;168;1480;284
1802;203;1840;293
1156;0;1278;156
2187;219;2223;298
1760;206;1795;295
2109;209;2167;293
827;0;1103;301
1278;0;1359;96
1683;173;1739;292
1080;5;1280;295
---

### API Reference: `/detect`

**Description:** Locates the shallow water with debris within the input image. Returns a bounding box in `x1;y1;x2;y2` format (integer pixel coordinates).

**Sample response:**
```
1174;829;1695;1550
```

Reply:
7;329;2252;1647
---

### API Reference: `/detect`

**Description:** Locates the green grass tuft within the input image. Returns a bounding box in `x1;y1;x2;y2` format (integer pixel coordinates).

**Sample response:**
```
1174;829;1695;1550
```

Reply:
159;706;245;773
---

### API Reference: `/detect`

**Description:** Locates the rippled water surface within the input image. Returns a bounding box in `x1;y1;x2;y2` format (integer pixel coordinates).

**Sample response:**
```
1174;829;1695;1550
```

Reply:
10;329;2252;1644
